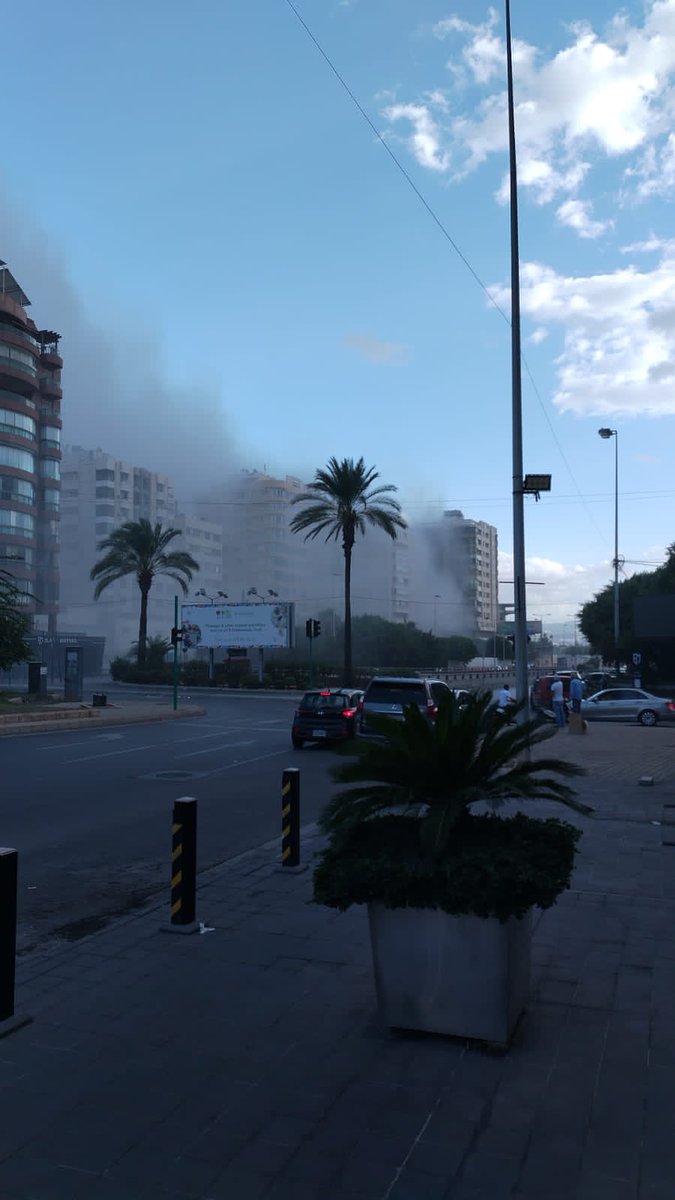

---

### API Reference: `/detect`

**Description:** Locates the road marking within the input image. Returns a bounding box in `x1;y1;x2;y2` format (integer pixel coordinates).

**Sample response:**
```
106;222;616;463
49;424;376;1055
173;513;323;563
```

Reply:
198;748;291;776
65;743;158;764
171;731;236;745
176;740;255;759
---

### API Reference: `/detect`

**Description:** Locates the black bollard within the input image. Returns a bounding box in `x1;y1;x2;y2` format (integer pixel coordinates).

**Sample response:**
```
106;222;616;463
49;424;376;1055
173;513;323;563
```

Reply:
281;768;300;868
0;848;31;1037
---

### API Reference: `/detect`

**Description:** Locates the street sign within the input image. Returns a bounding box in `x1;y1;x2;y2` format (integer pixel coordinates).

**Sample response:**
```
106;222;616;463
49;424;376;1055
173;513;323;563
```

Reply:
632;652;641;666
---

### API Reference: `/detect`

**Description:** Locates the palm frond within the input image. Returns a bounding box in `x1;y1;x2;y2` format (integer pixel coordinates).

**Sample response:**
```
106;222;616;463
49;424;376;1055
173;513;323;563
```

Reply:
322;691;589;857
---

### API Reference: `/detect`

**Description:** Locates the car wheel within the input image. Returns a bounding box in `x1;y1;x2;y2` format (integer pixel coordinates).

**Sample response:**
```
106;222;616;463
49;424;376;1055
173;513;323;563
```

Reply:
292;735;304;749
638;709;658;727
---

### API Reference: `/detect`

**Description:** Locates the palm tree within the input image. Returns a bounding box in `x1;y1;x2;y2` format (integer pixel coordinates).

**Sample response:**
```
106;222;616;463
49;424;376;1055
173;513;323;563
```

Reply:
90;520;199;667
290;457;406;685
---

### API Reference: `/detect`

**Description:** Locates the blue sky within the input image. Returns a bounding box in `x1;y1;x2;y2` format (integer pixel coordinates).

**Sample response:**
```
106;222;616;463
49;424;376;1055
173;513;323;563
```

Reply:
3;0;675;630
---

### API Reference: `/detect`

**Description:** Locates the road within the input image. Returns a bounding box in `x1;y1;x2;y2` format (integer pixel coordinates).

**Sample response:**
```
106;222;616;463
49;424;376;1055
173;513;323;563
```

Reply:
1;691;338;953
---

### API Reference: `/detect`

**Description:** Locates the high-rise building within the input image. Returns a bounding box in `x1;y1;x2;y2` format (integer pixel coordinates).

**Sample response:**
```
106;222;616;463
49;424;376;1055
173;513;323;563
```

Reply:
59;447;222;658
0;261;62;633
416;509;498;636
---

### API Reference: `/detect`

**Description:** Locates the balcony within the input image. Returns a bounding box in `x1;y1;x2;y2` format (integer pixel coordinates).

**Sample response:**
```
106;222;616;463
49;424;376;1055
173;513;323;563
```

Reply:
39;378;62;400
40;349;63;370
0;356;38;393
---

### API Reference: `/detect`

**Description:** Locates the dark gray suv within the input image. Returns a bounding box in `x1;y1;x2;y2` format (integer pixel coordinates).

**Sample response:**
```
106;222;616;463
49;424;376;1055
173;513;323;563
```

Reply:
357;676;461;739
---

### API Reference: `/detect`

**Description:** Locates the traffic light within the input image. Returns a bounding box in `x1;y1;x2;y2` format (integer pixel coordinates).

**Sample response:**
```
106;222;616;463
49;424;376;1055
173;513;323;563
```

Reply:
312;619;321;638
305;619;313;639
170;627;183;647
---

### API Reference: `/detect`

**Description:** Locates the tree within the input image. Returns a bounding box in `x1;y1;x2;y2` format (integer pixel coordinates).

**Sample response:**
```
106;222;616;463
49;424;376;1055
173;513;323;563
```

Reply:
90;520;198;667
579;543;675;679
290;457;406;685
0;571;30;672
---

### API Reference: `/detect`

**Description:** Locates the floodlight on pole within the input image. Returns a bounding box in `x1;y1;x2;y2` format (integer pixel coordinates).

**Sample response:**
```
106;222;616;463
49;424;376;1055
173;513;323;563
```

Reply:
598;427;620;669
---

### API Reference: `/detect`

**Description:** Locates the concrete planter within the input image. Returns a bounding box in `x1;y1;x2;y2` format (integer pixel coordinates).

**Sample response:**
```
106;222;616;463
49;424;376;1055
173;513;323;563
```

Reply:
368;902;532;1045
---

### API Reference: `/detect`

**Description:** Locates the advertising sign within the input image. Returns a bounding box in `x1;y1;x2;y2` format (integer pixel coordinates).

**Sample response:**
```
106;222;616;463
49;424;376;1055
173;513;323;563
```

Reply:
180;602;294;650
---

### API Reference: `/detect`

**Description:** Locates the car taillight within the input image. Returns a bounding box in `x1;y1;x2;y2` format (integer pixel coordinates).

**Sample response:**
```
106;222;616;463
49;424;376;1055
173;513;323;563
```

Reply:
426;700;437;719
343;708;356;718
668;702;675;711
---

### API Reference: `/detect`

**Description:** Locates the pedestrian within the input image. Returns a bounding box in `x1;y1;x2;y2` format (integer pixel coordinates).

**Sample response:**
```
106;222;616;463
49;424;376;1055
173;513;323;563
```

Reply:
497;683;515;724
569;675;585;713
550;675;566;728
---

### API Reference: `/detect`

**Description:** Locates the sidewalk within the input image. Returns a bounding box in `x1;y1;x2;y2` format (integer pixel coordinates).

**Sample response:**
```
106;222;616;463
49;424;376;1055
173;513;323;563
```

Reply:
2;726;675;1199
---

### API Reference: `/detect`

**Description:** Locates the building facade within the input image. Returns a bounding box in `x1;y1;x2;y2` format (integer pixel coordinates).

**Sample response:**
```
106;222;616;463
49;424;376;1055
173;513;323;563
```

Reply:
0;261;62;633
59;447;222;659
417;509;498;637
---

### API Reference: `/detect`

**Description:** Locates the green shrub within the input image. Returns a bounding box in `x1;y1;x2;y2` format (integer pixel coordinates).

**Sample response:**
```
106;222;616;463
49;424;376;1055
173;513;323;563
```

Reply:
314;813;581;921
181;660;208;685
109;657;171;684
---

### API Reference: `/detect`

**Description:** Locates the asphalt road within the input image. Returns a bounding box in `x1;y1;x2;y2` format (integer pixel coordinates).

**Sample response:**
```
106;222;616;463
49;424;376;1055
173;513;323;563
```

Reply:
1;692;339;954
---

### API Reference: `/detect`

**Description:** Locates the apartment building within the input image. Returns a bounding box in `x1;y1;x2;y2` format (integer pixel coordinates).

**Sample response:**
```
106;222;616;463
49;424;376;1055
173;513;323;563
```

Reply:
415;509;498;636
0;260;62;633
59;447;221;658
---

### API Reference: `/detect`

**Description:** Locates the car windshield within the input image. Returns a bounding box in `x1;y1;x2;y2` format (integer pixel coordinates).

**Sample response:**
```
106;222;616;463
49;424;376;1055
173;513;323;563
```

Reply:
301;693;347;710
366;682;426;706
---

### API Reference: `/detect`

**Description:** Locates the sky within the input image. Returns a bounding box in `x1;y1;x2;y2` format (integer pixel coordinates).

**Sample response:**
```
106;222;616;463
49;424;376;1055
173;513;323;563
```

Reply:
3;0;675;635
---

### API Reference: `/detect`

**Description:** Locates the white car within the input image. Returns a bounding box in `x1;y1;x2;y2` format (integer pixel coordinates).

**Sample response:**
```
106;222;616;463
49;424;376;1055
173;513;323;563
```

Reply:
581;687;675;726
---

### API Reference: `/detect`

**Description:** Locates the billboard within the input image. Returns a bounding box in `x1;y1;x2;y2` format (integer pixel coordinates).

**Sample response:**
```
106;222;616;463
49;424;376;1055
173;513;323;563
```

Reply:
633;594;675;639
180;602;294;650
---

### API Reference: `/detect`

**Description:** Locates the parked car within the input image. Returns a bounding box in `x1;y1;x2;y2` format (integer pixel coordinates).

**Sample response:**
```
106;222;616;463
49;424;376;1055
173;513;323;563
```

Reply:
582;671;614;691
581;687;675;726
357;676;465;739
292;688;364;748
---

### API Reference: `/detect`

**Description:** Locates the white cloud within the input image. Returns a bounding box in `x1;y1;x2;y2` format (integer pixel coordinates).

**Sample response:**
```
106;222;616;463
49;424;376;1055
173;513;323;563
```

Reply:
383;102;451;171
490;245;675;416
556;199;613;238
385;1;675;226
344;334;409;365
527;327;549;345
498;551;617;619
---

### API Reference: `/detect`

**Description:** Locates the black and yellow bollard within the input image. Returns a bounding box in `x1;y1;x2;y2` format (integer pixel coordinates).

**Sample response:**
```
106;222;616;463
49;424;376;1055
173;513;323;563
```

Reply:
163;797;199;934
280;768;305;871
0;848;31;1038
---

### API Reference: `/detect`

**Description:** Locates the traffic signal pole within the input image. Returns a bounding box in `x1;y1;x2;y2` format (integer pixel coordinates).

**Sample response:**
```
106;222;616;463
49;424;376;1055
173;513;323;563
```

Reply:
172;595;179;711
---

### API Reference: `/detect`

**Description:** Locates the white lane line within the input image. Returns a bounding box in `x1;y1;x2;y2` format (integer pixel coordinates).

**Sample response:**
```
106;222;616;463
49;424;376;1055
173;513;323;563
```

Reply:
65;743;157;764
176;740;255;759
170;731;236;745
199;748;292;777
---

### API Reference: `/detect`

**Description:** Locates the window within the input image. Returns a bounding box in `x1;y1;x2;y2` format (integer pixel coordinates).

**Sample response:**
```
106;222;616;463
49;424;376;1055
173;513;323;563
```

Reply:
0;408;37;440
39;458;60;480
0;345;37;375
96;522;112;535
0;544;32;567
0;444;35;473
96;469;115;481
120;472;129;481
42;488;60;511
0;510;34;536
96;504;115;517
96;486;115;499
0;475;35;504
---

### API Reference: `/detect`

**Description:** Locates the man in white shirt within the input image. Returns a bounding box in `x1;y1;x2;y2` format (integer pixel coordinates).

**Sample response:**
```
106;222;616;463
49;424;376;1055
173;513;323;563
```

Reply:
550;676;565;727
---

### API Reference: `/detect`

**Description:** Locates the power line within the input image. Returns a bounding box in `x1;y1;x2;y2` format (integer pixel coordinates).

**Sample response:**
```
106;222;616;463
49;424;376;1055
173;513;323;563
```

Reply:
282;0;609;551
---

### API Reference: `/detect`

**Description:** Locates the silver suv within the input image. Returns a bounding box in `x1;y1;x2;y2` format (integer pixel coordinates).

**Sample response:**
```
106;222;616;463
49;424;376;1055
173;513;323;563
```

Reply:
357;676;458;738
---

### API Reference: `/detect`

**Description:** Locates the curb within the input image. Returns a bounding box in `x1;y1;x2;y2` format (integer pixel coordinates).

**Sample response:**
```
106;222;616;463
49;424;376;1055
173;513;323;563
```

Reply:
0;705;206;737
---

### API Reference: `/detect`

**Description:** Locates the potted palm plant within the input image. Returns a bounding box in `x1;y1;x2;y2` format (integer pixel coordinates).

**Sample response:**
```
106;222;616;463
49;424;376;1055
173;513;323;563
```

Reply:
314;691;590;1045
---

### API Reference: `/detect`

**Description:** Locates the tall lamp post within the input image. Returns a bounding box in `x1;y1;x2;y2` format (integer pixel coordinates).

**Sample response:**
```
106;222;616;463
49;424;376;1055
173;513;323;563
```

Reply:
504;0;529;720
598;428;620;670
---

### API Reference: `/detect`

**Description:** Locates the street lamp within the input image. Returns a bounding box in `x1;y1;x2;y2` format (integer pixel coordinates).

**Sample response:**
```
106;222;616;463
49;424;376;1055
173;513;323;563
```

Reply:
598;427;620;669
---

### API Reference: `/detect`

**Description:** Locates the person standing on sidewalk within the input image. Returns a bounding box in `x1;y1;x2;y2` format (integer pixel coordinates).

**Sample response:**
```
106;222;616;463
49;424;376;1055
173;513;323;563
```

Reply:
551;675;566;728
569;675;585;713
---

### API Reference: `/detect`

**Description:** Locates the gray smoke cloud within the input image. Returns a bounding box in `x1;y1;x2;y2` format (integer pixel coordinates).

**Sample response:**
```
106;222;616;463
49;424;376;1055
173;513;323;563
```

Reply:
1;191;242;499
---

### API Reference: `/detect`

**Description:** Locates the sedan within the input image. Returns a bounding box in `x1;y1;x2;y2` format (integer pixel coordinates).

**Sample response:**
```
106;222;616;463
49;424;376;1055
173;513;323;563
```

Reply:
292;688;364;748
581;687;675;726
